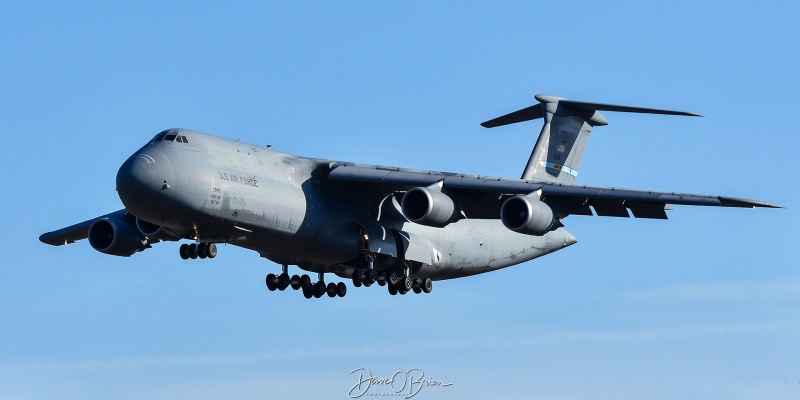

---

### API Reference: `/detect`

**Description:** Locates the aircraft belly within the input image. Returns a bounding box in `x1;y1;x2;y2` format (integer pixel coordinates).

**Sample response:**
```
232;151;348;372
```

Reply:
401;220;577;280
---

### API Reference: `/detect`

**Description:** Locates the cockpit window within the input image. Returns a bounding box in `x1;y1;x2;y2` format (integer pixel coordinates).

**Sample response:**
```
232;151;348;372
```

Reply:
150;130;189;144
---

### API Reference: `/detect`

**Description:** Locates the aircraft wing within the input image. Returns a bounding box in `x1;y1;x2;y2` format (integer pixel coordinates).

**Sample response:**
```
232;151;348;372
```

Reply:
39;209;129;246
325;163;780;220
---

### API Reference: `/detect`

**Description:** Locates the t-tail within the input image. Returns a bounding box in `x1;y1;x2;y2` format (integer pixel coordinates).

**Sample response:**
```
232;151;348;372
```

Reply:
481;94;701;184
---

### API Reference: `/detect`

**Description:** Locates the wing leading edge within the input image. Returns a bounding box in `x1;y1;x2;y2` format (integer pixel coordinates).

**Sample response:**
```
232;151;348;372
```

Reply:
39;209;129;246
325;163;780;220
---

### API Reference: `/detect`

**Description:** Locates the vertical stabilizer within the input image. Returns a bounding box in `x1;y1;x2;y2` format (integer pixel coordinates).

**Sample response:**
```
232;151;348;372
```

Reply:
481;94;700;184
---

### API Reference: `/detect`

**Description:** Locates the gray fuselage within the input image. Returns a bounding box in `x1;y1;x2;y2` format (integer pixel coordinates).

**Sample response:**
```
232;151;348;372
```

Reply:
116;129;577;280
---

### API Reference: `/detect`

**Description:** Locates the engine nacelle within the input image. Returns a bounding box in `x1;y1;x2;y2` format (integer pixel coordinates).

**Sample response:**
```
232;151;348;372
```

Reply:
88;218;147;257
401;187;460;227
135;218;177;241
500;195;556;235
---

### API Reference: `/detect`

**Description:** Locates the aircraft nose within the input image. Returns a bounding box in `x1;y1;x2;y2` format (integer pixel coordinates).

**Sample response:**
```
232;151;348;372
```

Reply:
116;151;176;218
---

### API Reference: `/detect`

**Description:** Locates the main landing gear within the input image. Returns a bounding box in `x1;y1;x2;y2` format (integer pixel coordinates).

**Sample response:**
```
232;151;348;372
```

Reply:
351;263;433;296
264;262;433;299
266;266;346;299
179;242;217;260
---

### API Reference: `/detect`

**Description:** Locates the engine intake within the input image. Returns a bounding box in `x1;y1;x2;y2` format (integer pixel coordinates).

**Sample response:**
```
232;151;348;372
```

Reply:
88;218;147;257
401;187;460;227
500;195;556;235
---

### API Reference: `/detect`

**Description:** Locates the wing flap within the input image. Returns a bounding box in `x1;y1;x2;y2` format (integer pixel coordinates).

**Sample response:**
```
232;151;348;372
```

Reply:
590;199;631;218
627;201;669;219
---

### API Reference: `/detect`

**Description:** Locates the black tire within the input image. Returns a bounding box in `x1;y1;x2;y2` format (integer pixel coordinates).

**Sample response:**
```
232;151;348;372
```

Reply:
278;272;290;291
352;270;362;288
398;287;407;295
179;244;189;260
266;273;278;291
300;274;312;290
313;281;325;298
377;271;387;286
326;282;336;298
188;243;198;259
413;287;422;294
366;269;376;285
336;282;347;297
422;278;432;293
412;278;422;289
302;285;313;299
387;270;399;286
197;243;208;259
207;243;217;258
290;275;301;290
388;284;398;296
402;277;412;292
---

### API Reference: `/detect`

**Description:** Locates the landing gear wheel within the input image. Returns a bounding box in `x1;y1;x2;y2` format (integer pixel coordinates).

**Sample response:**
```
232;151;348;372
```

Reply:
302;285;313;299
336;282;347;297
326;282;336;298
313;281;325;298
278;272;290;291
179;244;189;260
388;284;398;296
188;243;198;259
398;287;408;295
197;243;208;259
387;270;399;286
352;271;362;288
422;278;432;293
401;277;413;292
365;270;376;286
207;243;217;258
266;273;278;291
413;287;422;294
300;275;312;290
377;271;387;286
290;275;301;290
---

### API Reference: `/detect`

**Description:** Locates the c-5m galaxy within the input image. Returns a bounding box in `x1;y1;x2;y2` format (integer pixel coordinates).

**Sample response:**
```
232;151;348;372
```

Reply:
40;95;780;299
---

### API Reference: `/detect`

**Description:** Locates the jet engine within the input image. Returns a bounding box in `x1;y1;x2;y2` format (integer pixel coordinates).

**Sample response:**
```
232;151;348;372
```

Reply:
500;195;556;235
401;187;460;227
88;218;147;256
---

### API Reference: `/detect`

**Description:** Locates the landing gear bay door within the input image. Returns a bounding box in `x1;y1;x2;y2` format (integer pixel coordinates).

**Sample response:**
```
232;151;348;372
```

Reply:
395;230;444;274
358;223;398;258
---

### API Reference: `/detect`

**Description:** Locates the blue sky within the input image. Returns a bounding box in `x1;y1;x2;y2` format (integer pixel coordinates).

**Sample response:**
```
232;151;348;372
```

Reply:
1;1;798;399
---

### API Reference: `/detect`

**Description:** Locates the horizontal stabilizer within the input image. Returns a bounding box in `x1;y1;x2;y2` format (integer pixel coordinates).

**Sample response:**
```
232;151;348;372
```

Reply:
481;94;701;129
557;99;702;117
481;94;703;184
481;105;544;128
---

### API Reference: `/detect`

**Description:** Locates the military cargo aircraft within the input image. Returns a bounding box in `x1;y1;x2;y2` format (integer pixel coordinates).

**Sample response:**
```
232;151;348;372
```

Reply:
40;94;780;299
